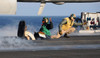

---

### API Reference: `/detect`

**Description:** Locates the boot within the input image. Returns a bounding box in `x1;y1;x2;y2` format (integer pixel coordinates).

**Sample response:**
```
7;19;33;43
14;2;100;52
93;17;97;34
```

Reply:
64;34;70;38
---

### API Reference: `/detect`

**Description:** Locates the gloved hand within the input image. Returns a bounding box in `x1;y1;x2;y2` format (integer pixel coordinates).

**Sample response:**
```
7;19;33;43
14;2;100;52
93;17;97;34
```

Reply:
83;22;87;25
49;18;52;22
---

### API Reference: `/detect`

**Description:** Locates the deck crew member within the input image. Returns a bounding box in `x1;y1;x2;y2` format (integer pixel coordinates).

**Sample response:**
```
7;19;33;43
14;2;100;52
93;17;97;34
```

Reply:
51;14;86;39
38;17;53;39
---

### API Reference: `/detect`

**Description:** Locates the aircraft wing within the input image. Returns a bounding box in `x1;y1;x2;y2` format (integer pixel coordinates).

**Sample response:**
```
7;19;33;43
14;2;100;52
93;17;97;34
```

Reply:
0;0;100;15
18;0;100;2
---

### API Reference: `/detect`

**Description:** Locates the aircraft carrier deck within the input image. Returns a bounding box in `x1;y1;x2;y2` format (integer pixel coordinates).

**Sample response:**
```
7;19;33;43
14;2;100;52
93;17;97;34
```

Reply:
0;35;100;58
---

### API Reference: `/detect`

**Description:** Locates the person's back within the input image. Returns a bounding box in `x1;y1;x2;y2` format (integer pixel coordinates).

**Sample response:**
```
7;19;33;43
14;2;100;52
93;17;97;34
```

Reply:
61;17;74;31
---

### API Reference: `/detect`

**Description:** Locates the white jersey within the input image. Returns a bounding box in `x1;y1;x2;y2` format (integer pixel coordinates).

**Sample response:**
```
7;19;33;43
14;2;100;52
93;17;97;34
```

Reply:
24;31;35;40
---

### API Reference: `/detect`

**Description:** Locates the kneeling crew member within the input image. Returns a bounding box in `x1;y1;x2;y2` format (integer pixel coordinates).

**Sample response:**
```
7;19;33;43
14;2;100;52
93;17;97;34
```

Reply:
39;17;53;39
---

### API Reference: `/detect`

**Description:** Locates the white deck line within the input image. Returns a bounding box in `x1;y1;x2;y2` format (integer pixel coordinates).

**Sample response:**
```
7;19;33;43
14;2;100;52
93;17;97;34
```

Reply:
0;44;100;51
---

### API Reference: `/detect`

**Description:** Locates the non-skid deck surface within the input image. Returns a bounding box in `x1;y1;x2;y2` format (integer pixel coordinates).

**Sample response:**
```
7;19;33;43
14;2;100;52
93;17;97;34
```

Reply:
0;49;100;58
0;36;100;58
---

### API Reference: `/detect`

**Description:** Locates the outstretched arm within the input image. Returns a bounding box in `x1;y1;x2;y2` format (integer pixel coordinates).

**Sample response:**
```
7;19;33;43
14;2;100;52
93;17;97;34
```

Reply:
74;22;87;26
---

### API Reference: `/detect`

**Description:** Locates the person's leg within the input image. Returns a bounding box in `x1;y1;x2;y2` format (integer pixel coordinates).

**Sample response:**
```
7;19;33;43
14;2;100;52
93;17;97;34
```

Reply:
51;32;61;39
28;32;36;40
51;30;66;39
25;36;30;40
66;27;76;34
64;27;75;38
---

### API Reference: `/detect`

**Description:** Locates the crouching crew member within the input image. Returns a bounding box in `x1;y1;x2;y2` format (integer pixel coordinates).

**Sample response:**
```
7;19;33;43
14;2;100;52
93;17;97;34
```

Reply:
51;14;86;39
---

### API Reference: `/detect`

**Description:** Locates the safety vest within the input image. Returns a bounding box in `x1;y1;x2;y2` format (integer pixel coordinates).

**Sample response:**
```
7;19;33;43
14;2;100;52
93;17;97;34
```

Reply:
41;25;51;36
61;17;74;31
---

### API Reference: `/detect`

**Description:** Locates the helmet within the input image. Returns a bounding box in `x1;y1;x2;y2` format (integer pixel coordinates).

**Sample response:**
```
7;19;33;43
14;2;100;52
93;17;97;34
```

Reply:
42;17;49;23
70;14;76;19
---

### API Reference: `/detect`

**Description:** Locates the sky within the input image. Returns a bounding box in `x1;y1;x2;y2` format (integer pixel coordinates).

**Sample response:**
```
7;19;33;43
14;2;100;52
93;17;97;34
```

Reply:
5;2;100;16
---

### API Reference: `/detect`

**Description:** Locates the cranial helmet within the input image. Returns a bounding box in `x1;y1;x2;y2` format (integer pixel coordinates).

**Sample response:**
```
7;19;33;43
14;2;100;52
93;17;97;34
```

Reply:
70;14;76;19
42;17;49;23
